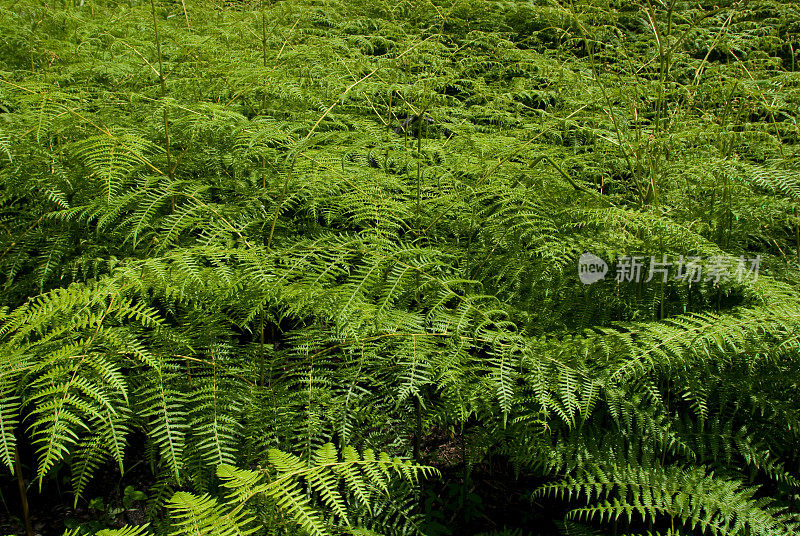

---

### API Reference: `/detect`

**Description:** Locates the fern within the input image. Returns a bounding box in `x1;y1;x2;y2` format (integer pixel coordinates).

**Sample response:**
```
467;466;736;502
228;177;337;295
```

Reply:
535;455;799;536
3;0;800;535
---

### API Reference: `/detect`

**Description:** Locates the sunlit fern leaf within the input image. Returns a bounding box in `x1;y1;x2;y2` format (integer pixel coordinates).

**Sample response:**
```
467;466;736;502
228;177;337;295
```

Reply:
168;491;257;536
0;389;19;472
262;477;330;536
187;368;243;468
62;526;153;536
70;434;112;503
135;357;187;482
740;162;800;202
535;455;800;536
96;527;153;536
69;132;159;203
0;127;10;162
213;443;436;536
22;89;76;143
23;341;131;483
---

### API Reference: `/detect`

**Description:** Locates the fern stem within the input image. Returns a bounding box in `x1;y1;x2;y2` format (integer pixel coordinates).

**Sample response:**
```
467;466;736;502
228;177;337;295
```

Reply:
163;108;173;191
259;312;266;387
28;19;38;72
180;0;190;31
572;20;636;196
267;67;378;248
416;112;423;230
384;89;393;170
14;446;33;536
386;89;393;141
260;4;267;114
460;432;470;524
795;206;799;266
267;154;295;249
413;397;422;463
150;0;175;191
150;0;166;98
644;1;666;135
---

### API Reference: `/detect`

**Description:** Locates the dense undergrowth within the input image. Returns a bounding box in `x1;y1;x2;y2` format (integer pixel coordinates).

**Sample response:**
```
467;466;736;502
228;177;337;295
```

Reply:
1;0;800;534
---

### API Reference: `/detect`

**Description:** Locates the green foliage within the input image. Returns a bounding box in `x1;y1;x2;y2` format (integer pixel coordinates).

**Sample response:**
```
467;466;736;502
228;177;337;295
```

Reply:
1;0;799;535
535;454;798;536
63;443;434;536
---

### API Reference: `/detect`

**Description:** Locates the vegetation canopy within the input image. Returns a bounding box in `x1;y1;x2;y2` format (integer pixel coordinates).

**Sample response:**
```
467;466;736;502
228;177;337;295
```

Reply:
0;0;799;534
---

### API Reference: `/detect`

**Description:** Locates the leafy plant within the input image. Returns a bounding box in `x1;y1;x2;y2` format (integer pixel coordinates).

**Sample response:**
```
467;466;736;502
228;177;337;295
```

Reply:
1;0;799;535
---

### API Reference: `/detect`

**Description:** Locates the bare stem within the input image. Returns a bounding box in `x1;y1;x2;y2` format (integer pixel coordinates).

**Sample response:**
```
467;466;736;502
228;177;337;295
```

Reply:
150;0;175;189
15;446;33;536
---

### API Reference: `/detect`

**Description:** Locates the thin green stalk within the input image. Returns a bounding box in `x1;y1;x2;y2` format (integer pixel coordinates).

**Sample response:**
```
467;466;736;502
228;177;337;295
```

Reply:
403;107;409;149
267;154;295;249
266;67;378;249
15;447;33;536
29;19;39;72
413;100;430;465
261;6;267;113
259;312;266;387
416;113;423;230
582;31;641;202
150;0;175;204
644;0;667;135
796;206;799;266
180;0;190;30
384;89;393;169
568;15;634;181
644;1;670;205
413;397;422;463
460;434;469;523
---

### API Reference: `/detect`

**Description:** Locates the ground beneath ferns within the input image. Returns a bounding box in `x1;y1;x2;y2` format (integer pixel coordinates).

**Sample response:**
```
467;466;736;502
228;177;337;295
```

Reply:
2;429;553;536
1;435;153;536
